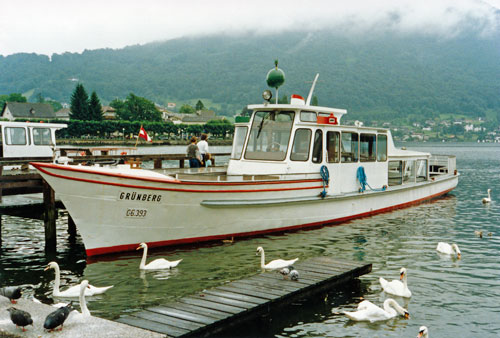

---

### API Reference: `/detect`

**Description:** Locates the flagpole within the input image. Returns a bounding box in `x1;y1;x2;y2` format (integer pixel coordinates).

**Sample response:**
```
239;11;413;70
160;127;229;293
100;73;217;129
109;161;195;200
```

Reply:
134;124;142;148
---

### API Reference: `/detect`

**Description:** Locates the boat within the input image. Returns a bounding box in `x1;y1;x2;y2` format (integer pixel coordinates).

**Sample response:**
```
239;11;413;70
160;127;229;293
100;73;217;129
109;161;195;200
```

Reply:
31;64;458;257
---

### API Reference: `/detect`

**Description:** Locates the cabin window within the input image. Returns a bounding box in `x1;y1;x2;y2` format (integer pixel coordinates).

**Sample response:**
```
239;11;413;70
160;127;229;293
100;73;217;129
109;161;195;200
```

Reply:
231;126;248;160
312;130;323;163
403;160;416;183
290;128;311;161
33;128;52;145
360;133;376;162
377;134;387;161
245;110;294;161
5;127;27;145
416;159;428;182
388;160;403;186
327;131;340;163
300;111;317;122
341;132;358;163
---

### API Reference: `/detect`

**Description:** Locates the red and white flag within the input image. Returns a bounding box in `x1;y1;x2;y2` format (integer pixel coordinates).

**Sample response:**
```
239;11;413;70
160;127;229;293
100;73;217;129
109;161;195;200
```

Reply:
138;126;152;142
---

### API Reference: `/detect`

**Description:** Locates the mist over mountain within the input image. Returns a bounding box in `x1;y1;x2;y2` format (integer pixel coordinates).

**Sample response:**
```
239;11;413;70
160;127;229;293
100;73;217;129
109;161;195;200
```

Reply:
0;29;498;123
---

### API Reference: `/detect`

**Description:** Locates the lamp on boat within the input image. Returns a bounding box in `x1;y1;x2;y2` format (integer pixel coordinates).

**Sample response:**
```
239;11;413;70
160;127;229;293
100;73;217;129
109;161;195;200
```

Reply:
262;89;272;102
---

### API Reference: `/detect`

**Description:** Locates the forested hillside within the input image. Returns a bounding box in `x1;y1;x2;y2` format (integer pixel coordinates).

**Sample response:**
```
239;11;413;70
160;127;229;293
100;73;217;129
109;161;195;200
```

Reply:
1;30;499;124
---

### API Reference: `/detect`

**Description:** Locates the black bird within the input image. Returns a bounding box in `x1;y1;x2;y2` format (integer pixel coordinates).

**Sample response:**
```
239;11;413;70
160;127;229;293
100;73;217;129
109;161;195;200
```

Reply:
44;302;73;332
6;307;33;332
0;286;22;304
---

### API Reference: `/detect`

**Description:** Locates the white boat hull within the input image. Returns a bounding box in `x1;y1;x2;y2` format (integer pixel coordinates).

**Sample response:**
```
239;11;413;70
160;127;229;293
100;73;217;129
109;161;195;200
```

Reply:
32;162;458;257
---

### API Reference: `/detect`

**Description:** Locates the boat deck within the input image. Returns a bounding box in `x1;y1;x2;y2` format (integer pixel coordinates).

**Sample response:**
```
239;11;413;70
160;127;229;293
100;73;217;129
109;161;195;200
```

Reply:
116;256;372;338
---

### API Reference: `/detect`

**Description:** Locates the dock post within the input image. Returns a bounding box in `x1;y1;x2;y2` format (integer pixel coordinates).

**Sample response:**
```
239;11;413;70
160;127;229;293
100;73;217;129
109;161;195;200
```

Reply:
179;159;184;168
0;215;2;244
43;180;57;252
154;159;162;169
67;215;77;237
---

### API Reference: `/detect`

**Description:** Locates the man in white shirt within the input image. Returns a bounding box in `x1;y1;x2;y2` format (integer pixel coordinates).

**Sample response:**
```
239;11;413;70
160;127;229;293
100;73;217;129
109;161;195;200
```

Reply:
197;133;210;167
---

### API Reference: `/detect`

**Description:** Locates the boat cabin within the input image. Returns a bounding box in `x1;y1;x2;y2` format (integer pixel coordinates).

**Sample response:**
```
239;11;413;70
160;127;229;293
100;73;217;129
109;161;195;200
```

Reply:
0;121;67;158
227;102;433;195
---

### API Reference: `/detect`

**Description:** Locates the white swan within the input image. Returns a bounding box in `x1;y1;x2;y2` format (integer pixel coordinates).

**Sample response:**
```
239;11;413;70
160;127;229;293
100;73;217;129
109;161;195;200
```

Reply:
137;242;182;270
79;280;91;316
417;326;429;338
45;262;114;297
379;267;412;298
343;299;410;322
436;242;461;259
482;189;491;204
256;246;298;270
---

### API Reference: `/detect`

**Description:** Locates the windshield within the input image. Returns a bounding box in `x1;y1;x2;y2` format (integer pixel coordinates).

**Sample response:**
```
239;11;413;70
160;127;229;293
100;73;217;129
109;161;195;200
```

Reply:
244;110;294;161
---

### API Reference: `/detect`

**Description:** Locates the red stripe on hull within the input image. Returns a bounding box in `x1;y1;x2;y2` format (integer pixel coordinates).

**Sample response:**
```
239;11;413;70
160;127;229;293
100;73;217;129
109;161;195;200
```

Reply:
85;186;455;257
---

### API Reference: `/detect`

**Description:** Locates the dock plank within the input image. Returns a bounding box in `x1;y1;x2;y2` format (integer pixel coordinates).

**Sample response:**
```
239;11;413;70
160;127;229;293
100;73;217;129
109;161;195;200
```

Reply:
118;257;372;338
147;306;217;325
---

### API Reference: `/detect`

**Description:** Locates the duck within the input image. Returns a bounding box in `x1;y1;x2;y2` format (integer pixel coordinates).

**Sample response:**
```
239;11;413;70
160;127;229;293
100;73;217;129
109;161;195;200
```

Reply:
256;246;298;270
137;242;182;270
45;261;113;297
379;267;412;298
482;189;491;203
44;302;73;332
222;236;235;244
417;326;429;337
343;298;410;322
6;307;33;332
474;230;483;238
0;286;22;304
79;280;91;317
436;242;461;259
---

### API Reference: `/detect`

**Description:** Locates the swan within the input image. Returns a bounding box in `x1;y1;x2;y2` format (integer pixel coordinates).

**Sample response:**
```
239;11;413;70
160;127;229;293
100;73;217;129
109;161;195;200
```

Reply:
45;262;114;297
137;242;182;270
417;326;429;338
78;280;91;316
482;189;491;203
379;267;412;298
436;242;461;259
343;298;410;322
256;246;298;270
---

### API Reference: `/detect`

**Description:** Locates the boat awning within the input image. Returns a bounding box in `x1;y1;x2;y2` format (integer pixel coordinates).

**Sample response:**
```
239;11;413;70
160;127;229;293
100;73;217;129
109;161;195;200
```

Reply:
388;148;430;160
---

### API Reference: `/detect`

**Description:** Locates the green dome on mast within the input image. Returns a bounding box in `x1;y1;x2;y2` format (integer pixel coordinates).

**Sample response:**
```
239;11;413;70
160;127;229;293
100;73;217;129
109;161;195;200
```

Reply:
266;59;285;89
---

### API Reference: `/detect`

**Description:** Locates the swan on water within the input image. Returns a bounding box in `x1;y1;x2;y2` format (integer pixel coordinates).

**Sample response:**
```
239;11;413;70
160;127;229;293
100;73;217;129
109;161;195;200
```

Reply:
436;242;461;259
137;242;182;270
482;189;491;204
343;298;410;322
379;267;412;298
256;246;298;270
45;262;114;297
417;326;429;337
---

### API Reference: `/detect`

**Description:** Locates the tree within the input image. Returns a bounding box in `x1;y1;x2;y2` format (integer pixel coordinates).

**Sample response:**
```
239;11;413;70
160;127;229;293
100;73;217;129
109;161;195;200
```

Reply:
278;95;288;104
70;83;90;120
118;93;162;121
88;91;103;121
311;95;319;106
180;104;195;114
195;100;205;111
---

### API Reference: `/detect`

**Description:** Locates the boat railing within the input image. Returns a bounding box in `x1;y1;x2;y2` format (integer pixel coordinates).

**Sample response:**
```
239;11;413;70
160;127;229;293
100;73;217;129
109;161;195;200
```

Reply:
429;155;456;176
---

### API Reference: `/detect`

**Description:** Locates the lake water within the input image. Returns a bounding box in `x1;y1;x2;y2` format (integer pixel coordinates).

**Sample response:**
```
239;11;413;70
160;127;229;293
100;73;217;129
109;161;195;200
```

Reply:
1;143;499;337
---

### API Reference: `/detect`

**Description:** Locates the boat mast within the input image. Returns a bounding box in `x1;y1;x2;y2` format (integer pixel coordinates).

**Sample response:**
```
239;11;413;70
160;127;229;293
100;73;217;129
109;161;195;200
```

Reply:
306;73;319;106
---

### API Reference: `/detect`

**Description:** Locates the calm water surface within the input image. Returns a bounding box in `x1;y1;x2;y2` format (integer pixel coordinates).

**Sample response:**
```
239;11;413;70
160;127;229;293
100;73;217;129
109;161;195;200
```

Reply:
1;143;499;337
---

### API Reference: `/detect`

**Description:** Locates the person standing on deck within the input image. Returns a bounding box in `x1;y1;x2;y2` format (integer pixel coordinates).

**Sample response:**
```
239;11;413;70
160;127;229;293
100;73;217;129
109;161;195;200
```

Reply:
197;133;210;167
187;136;202;168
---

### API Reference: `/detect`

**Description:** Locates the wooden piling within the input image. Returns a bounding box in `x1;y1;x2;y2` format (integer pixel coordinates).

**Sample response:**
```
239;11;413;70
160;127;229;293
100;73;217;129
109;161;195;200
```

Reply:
154;159;162;169
43;179;57;252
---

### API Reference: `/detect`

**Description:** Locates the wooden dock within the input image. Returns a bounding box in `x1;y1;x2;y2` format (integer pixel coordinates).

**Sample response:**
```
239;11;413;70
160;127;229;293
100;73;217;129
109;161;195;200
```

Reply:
116;257;372;338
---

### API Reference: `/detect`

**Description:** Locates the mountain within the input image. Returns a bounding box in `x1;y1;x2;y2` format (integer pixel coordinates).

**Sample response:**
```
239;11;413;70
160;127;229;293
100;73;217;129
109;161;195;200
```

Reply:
0;30;499;123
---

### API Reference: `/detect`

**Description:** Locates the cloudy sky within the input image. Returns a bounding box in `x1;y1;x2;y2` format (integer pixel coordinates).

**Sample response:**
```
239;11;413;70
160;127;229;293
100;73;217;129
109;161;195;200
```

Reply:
0;0;498;56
